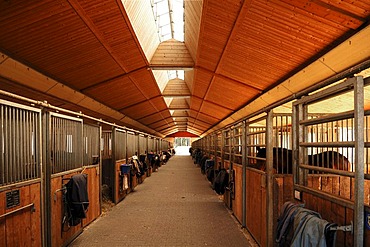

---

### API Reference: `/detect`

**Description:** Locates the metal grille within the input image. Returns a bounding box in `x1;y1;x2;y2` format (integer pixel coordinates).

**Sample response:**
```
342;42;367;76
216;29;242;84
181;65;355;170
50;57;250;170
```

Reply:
246;115;266;169
115;129;126;160
50;113;82;174
223;129;231;161
293;76;368;204
83;124;100;165
139;135;147;154
127;132;136;157
246;113;293;174
102;131;112;159
272;113;292;174
148;137;155;153
0;101;41;186
232;124;243;165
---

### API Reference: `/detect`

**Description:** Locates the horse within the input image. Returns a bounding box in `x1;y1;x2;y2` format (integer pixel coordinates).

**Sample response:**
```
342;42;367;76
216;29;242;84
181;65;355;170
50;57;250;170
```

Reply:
254;147;293;173
308;151;351;171
254;147;350;174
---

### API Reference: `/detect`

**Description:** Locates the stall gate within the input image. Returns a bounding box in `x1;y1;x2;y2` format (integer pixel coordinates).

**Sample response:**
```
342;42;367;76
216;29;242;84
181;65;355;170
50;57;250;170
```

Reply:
49;110;101;246
102;128;128;203
0;99;42;247
245;112;294;247
293;76;369;246
139;134;147;155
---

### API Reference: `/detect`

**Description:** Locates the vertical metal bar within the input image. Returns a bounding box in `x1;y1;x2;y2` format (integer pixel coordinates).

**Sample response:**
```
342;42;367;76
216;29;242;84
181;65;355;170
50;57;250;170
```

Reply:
0;104;3;185
42;110;52;247
353;76;364;247
63;118;67;172
5;106;8;185
15;108;19;182
112;127;117;203
35;111;39;178
55;116;58;174
31;111;35;178
299;103;306;185
366;115;369;174
292;105;297;185
99;124;103;215
266;110;274;247
11;107;15;183
25;111;29;180
20;109;24;181
242;120;247;228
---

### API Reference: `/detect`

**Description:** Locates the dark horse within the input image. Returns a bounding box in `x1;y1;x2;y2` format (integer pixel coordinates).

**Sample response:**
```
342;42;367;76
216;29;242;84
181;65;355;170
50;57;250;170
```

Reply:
254;147;350;174
308;151;351;171
254;147;293;173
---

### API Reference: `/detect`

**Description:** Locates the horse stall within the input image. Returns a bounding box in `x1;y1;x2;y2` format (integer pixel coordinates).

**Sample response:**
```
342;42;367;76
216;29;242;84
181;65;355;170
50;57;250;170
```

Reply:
101;127;131;204
0;99;42;247
229;123;244;225
292;76;370;246
139;134;150;177
49;112;101;247
245;111;294;247
126;131;140;188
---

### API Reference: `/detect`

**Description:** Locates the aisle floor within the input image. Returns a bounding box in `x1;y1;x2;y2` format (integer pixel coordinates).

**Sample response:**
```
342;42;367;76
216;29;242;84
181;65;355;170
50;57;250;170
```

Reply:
69;155;257;247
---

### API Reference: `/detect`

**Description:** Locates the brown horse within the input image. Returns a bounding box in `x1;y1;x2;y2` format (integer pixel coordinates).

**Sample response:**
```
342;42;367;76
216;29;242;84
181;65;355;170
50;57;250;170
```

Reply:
254;148;350;174
308;151;351;171
254;147;293;174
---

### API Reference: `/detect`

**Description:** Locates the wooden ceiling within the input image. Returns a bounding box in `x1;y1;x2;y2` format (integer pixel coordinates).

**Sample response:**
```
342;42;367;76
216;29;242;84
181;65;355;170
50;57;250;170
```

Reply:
0;0;370;138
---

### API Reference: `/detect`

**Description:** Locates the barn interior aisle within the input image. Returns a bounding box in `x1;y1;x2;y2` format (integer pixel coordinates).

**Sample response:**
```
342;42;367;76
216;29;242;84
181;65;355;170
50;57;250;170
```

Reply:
69;155;256;247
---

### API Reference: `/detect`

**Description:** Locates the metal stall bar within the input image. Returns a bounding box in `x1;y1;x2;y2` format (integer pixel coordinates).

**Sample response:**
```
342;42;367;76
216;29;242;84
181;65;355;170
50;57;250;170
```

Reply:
0;99;42;186
266;110;274;247
293;76;365;246
49;112;83;175
353;76;364;247
242;120;247;228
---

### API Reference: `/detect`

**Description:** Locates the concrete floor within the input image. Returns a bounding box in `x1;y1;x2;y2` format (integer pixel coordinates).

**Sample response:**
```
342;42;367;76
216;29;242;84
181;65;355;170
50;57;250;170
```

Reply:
69;155;257;247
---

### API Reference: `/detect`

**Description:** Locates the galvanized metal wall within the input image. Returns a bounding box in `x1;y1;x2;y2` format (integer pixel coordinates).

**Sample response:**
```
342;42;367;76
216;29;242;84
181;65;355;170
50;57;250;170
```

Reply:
83;124;100;166
50;113;83;174
0;100;41;186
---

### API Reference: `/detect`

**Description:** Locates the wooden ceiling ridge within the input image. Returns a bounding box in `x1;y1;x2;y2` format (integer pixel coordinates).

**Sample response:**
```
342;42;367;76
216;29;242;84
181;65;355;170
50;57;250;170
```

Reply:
191;0;250;134
71;0;173;132
195;65;264;92
80;66;148;92
295;0;366;24
68;0;130;73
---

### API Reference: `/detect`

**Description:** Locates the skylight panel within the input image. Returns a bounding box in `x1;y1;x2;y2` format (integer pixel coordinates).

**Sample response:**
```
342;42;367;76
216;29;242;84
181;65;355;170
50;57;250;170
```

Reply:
152;0;184;42
167;70;184;80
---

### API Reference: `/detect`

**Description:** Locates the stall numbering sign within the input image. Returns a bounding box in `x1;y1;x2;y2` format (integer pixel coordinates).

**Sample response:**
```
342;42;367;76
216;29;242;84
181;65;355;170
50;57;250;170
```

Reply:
6;190;20;209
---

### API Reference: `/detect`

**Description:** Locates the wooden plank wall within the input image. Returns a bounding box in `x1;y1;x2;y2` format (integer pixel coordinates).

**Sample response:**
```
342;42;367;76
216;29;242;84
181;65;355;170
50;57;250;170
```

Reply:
115;159;129;204
232;164;243;223
301;193;355;246
0;182;41;247
83;166;101;226
51;167;101;246
304;176;370;246
273;175;294;218
246;169;266;247
51;174;82;247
